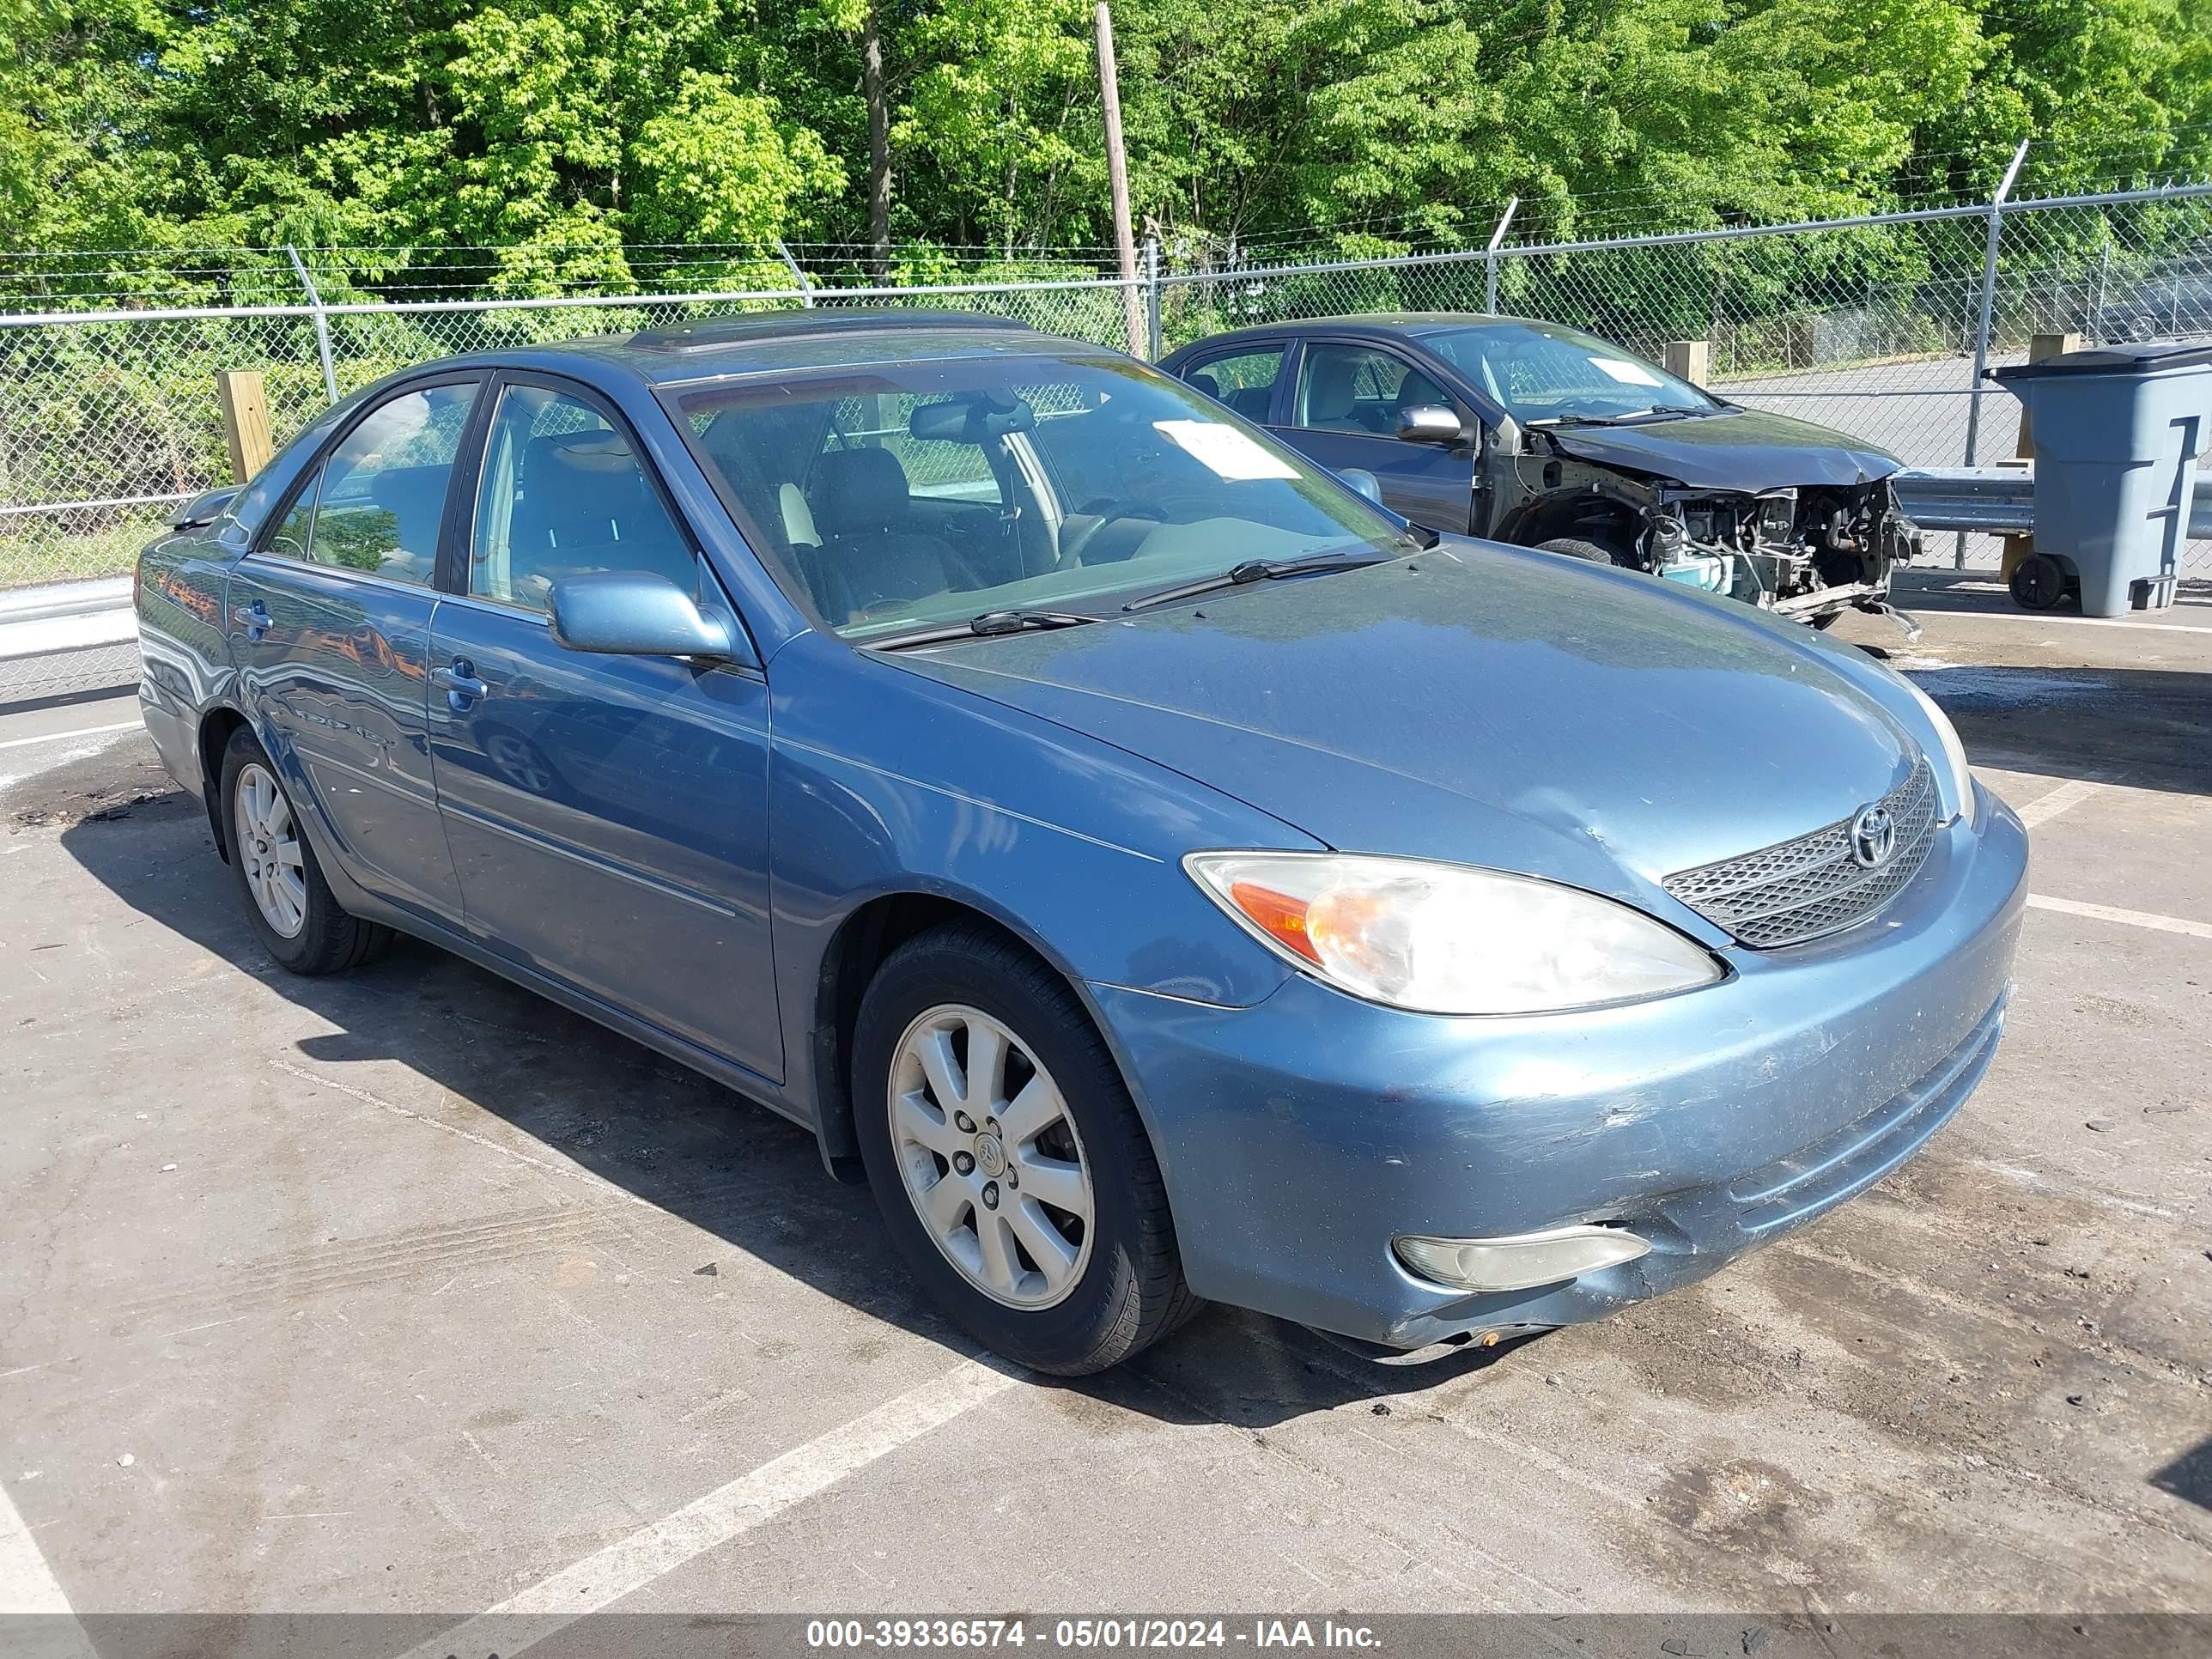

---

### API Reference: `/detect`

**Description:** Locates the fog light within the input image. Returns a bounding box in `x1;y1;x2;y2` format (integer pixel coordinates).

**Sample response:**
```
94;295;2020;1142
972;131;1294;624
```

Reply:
1395;1224;1652;1293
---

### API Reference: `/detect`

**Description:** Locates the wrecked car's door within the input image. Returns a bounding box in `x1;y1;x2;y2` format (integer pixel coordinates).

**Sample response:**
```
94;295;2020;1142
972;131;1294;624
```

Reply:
1277;341;1480;532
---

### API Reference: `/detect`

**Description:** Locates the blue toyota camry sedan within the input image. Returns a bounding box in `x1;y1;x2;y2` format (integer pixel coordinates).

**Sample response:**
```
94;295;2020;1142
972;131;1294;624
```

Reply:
135;313;2027;1374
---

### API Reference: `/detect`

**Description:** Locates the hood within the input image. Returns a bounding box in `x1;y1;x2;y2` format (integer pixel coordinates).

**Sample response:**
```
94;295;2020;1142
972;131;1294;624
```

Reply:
894;545;1920;908
1547;405;1903;492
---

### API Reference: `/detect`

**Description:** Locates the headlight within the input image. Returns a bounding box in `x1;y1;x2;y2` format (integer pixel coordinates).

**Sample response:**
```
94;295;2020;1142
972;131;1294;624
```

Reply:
1184;852;1723;1015
1899;675;1974;823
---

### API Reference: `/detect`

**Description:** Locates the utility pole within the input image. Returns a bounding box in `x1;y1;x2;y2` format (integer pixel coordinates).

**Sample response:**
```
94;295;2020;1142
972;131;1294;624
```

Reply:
1095;2;1146;357
864;2;891;280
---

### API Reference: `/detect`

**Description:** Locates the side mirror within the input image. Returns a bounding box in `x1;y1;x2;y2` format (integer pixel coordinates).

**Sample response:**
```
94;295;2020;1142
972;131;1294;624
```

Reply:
549;572;739;662
172;486;240;530
1337;468;1386;507
1395;405;1467;446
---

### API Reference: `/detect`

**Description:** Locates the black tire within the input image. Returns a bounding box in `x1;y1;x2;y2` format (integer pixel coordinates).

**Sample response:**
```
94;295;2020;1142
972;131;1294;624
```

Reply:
2008;553;2073;612
1537;535;1636;568
853;923;1199;1374
219;728;392;975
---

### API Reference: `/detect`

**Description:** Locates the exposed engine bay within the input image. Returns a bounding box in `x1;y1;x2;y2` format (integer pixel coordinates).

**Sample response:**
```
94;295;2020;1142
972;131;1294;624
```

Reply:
1644;481;1922;629
1492;424;1926;636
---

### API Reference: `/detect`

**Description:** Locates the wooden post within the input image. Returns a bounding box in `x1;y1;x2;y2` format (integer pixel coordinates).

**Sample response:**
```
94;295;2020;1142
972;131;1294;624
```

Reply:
2001;331;2077;582
1095;2;1146;359
216;370;273;484
1664;339;1710;386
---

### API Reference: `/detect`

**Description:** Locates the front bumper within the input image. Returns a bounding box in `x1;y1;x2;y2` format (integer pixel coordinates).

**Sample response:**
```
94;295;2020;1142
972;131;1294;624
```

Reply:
1089;788;2027;1349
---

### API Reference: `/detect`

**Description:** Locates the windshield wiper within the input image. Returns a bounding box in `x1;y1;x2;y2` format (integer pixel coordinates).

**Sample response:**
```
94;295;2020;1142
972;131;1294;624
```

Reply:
867;609;1101;650
1536;406;1717;428
1121;549;1398;614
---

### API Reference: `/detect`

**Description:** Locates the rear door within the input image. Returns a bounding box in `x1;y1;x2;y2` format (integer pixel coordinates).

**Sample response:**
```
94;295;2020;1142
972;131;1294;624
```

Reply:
424;374;781;1082
224;376;481;925
1175;343;1289;428
1278;339;1480;532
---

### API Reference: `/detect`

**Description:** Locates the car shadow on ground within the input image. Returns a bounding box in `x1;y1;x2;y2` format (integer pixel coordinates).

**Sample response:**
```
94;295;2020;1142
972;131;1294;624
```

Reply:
1907;663;2212;799
58;795;1527;1431
1858;575;2212;797
2152;1434;2212;1513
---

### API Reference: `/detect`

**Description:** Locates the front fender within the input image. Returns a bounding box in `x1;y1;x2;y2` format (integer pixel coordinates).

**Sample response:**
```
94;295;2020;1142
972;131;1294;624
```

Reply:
763;631;1317;1133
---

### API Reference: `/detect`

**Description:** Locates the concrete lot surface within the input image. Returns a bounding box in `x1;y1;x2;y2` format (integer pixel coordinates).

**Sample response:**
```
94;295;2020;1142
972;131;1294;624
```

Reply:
1;573;2208;1632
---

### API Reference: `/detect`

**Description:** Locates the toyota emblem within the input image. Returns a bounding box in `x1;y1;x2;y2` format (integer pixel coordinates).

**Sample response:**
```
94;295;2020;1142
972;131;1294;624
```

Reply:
1850;804;1897;868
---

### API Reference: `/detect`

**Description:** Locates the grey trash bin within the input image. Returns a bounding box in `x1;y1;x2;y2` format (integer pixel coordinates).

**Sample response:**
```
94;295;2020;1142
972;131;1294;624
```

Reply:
1991;340;2212;617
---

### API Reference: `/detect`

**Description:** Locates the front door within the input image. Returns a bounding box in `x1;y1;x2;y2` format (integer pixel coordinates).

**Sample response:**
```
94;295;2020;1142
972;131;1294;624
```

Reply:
1278;342;1479;532
225;378;481;925
425;377;781;1082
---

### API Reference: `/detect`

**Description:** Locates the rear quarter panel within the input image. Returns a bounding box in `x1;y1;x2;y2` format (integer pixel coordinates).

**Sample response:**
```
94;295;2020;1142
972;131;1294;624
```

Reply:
135;528;243;801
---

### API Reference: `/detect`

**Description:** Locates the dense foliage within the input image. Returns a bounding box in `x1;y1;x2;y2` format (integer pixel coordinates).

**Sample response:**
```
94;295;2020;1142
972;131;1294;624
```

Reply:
3;0;2209;288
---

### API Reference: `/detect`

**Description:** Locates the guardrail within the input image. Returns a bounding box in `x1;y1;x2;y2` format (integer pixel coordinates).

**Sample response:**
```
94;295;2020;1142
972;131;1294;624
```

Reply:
1893;465;2212;538
0;574;138;705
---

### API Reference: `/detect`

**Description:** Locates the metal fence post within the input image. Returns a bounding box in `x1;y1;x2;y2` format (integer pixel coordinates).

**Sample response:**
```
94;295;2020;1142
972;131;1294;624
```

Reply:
1485;198;1519;313
775;240;816;307
285;244;340;405
1958;139;2030;567
1144;236;1163;360
1963;141;2029;465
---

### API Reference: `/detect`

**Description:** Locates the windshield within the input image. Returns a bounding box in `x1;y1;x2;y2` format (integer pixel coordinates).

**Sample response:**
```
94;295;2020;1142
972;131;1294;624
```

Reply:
1420;320;1717;424
671;352;1411;640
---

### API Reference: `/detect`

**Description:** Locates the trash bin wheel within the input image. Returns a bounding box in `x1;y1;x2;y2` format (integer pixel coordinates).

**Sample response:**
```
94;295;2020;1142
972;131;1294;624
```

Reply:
2008;554;2072;612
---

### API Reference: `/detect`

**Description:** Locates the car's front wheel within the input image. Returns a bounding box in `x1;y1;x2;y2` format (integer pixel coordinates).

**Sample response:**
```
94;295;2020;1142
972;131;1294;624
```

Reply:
853;924;1197;1374
220;729;391;975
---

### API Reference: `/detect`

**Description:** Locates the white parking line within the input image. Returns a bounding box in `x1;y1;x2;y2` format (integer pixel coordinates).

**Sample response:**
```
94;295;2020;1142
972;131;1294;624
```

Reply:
1908;608;2212;637
2027;892;2212;941
394;1356;1021;1659
2015;779;2102;827
0;720;140;753
0;1476;98;1657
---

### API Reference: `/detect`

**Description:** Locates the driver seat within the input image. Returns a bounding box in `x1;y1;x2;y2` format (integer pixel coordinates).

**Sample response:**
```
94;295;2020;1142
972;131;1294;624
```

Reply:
1303;356;1364;428
806;447;973;623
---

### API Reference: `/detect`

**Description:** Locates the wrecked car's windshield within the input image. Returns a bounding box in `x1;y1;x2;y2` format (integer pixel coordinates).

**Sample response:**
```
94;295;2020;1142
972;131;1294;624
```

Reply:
1421;320;1719;425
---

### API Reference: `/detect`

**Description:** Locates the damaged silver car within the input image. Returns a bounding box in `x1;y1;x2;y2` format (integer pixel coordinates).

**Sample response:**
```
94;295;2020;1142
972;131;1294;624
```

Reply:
1160;313;1922;632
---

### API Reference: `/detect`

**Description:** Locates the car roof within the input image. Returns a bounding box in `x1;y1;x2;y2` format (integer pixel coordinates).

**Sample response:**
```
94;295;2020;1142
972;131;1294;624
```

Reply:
425;310;1109;389
1165;313;1526;355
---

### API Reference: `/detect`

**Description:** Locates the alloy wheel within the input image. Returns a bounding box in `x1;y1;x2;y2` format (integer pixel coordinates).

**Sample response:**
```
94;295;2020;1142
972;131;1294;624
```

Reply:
888;1003;1095;1309
235;761;308;939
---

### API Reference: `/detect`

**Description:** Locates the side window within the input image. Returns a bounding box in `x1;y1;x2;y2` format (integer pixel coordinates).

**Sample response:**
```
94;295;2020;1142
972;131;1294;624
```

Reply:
1294;345;1450;435
1183;349;1284;425
265;469;322;562
470;385;698;613
299;382;478;584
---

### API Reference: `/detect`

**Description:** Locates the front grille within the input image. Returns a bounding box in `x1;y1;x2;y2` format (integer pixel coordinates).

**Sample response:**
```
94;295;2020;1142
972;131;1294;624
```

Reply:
1663;760;1939;948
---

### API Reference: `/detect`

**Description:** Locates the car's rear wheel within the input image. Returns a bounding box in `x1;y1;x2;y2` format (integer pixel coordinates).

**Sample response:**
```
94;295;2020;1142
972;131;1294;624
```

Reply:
853;924;1197;1374
220;729;391;975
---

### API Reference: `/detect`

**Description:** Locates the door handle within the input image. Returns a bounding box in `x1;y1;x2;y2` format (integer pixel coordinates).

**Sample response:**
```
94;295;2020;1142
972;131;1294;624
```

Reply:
230;600;270;641
434;659;489;710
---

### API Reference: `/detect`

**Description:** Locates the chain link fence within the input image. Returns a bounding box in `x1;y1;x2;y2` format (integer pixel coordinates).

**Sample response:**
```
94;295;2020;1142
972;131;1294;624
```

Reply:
4;179;2210;700
1158;181;2212;574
